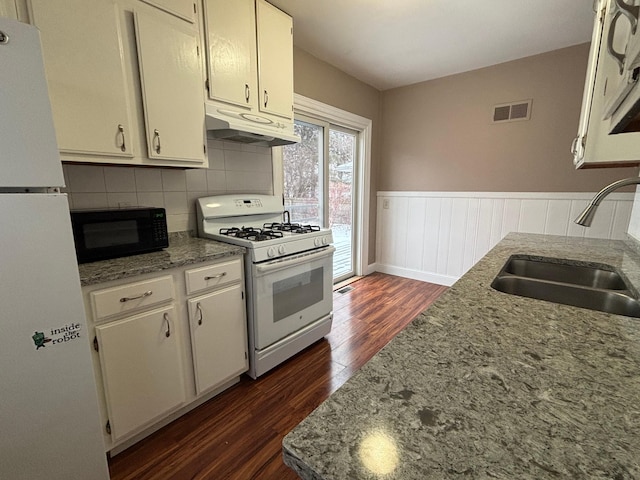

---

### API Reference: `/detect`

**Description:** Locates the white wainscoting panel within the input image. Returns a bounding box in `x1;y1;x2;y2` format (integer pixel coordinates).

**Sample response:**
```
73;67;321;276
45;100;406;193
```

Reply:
376;192;634;286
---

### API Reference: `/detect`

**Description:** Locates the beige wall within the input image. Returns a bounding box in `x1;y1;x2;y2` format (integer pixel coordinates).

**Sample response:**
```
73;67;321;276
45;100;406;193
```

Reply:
379;43;639;192
293;47;382;265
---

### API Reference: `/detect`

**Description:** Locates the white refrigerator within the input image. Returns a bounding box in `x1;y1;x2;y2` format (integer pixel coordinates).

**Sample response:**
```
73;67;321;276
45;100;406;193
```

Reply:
0;18;110;480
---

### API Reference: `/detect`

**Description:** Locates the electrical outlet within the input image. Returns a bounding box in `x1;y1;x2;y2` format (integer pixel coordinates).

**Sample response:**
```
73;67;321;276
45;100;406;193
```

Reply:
382;199;390;209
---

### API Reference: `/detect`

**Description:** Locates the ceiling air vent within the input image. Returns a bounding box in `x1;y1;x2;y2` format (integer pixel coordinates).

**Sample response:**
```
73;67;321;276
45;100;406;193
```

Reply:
492;99;532;123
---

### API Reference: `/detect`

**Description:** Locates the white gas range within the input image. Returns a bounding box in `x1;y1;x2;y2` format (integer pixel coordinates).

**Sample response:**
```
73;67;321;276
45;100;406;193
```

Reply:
197;195;334;378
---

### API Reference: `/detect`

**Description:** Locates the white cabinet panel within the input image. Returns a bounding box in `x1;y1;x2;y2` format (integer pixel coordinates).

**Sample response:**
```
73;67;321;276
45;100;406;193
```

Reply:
134;10;205;164
204;0;257;109
573;0;640;167
0;0;17;19
140;0;195;23
187;284;247;395
185;257;242;295
256;0;293;120
90;275;174;321
95;305;186;441
29;0;134;158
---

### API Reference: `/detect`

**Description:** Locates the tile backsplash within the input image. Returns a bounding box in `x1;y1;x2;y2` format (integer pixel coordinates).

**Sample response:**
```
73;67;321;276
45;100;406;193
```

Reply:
63;139;274;233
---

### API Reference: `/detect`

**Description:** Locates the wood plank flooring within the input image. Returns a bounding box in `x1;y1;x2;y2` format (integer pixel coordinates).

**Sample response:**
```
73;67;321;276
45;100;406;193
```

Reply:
108;273;447;480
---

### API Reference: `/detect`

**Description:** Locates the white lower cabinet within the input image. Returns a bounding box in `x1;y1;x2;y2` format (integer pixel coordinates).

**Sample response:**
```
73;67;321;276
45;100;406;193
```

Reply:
83;254;247;452
188;283;248;395
95;305;186;442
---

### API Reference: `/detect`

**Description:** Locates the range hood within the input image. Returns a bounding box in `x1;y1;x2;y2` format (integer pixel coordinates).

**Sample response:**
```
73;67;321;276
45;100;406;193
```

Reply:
205;103;299;147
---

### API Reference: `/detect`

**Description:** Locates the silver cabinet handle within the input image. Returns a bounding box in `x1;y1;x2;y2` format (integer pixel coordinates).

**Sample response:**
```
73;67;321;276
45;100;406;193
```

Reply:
615;0;639;33
0;30;9;44
607;10;627;74
570;136;579;156
153;129;161;154
245;84;250;103
264;90;268;108
204;272;226;281
119;290;153;302
163;312;171;337
195;302;203;326
117;124;126;152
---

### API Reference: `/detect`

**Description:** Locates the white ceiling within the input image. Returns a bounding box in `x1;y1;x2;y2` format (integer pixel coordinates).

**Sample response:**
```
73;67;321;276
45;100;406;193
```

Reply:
267;0;596;91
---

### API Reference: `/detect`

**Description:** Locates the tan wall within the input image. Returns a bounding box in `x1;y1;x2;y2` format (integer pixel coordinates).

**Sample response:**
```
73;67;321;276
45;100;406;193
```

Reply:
379;43;639;192
293;47;382;265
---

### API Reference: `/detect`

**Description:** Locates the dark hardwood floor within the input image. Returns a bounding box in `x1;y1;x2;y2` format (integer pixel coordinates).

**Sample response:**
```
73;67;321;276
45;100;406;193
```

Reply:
108;273;447;480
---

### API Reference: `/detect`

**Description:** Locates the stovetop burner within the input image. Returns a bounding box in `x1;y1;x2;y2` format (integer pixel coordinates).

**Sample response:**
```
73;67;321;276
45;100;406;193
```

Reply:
263;222;321;234
219;227;284;242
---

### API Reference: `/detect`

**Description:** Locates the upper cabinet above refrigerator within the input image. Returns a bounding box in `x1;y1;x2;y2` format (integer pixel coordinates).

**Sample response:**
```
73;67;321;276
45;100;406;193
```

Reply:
573;0;640;168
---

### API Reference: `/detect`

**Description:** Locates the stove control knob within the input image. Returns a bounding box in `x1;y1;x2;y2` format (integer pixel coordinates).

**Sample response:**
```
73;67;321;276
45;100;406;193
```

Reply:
278;245;286;255
267;247;276;258
322;236;328;245
314;237;321;247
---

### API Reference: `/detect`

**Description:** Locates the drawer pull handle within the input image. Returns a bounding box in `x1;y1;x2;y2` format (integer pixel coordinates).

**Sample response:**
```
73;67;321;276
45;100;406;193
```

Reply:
163;312;171;338
120;290;153;302
196;302;203;325
204;272;226;281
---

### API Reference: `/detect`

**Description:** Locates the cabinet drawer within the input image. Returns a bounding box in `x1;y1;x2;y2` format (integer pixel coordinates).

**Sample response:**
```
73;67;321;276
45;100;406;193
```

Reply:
185;258;242;295
90;275;174;321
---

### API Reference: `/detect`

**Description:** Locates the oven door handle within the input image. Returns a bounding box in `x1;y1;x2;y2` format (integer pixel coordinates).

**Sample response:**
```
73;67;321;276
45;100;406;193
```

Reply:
255;246;335;275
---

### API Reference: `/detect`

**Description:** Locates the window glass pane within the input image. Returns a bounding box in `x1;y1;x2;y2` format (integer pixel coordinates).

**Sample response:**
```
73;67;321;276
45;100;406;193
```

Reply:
329;128;355;279
282;121;323;225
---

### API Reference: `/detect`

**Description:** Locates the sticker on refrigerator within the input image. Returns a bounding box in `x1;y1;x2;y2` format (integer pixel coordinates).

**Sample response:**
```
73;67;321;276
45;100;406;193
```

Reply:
32;323;82;350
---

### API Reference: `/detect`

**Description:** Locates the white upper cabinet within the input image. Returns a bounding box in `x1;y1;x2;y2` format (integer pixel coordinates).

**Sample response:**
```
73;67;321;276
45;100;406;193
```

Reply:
203;0;294;121
573;0;640;167
29;0;135;159
134;10;206;164
140;0;195;23
27;0;208;168
0;0;17;19
204;0;257;109
256;0;293;120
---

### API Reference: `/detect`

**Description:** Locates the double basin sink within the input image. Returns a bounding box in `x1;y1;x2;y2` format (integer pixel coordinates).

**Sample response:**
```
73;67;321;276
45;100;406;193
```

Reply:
491;255;640;318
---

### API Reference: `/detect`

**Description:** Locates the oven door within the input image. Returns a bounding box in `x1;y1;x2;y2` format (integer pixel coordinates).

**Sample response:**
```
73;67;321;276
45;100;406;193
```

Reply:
251;246;335;350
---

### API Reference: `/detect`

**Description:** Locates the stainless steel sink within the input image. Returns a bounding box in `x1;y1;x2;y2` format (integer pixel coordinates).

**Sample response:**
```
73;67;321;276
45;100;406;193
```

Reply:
502;257;627;290
491;256;640;318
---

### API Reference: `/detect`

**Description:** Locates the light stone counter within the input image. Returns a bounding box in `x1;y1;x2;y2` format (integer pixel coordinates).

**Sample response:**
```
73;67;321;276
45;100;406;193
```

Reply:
78;232;244;286
283;233;640;479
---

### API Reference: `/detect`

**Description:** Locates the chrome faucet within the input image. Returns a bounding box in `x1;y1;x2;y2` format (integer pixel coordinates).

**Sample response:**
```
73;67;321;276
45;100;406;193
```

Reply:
575;177;640;226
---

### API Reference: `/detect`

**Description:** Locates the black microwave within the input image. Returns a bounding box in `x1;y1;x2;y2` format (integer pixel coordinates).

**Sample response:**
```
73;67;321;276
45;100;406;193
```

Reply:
70;207;169;264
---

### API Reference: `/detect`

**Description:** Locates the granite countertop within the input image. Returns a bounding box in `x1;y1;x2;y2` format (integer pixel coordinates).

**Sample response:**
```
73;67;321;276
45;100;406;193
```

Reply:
283;233;640;479
78;232;245;286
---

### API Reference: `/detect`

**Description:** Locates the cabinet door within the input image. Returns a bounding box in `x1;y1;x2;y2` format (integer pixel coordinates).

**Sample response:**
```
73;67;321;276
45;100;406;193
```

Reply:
140;0;196;23
203;0;257;109
187;284;248;395
256;0;293;120
134;10;205;164
0;0;17;19
95;305;186;441
28;0;134;158
575;0;640;167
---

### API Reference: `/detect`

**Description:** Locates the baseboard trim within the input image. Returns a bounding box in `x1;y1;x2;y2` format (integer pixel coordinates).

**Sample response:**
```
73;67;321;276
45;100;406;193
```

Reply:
375;264;458;286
